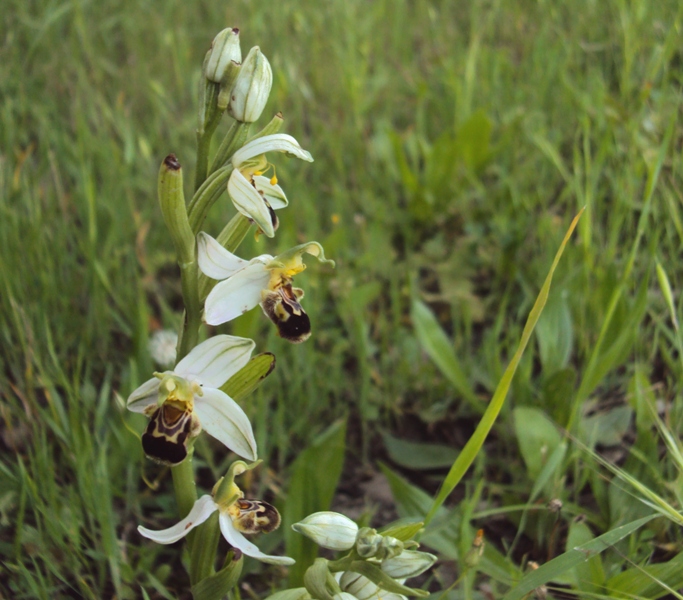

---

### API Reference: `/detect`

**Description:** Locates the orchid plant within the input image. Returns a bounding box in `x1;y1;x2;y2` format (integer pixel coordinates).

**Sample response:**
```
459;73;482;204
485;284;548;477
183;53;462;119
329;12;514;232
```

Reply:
128;27;437;600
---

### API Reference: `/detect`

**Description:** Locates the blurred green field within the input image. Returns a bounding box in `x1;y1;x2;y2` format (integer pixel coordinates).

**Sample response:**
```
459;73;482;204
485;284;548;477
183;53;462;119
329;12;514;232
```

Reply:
2;0;683;597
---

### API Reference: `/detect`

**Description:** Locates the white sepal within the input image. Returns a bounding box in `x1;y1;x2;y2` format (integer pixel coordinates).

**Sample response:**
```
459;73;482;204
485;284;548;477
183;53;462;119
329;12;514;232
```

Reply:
194;388;258;461
127;377;161;413
138;495;217;544
204;260;271;325
219;513;295;565
232;134;313;167
228;169;276;237
197;232;248;280
175;335;255;389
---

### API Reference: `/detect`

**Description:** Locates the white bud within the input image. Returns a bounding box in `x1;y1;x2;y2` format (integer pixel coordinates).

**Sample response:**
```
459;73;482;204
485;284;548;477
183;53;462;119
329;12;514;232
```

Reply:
339;573;379;600
229;46;272;122
205;28;241;83
291;511;359;551
355;527;383;558
381;550;437;579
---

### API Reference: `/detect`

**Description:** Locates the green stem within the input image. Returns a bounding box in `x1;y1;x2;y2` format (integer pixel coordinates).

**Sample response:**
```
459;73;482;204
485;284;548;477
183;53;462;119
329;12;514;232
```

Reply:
194;84;224;192
188;165;233;234
177;258;201;361
209;121;250;174
171;451;198;519
190;512;221;584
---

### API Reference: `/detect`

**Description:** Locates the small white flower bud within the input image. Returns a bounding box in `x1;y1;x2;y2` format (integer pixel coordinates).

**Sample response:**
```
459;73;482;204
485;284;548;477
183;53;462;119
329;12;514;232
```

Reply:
377;536;404;560
229;46;272;123
205;28;241;83
355;527;383;558
381;550;437;579
291;511;359;551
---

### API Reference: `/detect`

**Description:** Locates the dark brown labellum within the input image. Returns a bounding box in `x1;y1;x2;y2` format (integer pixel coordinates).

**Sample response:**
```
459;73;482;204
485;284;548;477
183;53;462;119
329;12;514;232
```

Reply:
260;284;311;343
142;404;199;466
233;499;281;534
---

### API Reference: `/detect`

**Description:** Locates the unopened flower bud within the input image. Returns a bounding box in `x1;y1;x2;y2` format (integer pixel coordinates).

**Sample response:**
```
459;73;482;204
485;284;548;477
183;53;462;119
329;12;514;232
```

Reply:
377;535;404;560
205;28;241;83
355;527;383;558
157;155;194;264
229;46;272;123
339;573;378;600
381;550;437;579
292;511;358;551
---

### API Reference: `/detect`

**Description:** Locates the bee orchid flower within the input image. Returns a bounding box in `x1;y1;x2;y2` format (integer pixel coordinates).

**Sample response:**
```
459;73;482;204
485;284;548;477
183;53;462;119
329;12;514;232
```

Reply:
198;232;334;343
127;335;258;465
138;461;294;566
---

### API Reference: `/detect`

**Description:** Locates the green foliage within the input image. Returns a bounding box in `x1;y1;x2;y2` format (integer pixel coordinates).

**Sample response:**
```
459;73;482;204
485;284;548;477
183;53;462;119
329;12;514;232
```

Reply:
283;421;347;586
2;0;683;596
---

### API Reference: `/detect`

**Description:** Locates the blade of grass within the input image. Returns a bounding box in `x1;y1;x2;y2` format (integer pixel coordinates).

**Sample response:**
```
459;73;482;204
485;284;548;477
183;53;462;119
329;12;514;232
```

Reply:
502;514;658;600
567;110;676;430
424;209;583;526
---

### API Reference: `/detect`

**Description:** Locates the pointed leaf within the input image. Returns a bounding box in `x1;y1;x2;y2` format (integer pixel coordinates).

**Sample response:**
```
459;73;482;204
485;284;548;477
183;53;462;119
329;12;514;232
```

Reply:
191;555;243;600
502;514;659;600
221;352;276;402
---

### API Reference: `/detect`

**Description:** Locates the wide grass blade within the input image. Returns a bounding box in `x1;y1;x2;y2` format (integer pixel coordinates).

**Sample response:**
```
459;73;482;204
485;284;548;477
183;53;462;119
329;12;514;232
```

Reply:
424;209;583;525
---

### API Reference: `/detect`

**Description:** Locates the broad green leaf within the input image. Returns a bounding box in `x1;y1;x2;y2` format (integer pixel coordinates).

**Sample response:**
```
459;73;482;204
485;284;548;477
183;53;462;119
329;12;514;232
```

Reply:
221;352;276;402
502;514;658;600
566;519;605;592
535;290;573;374
513;407;562;479
425;210;583;525
580;405;633;447
606;551;683;599
191;556;243;600
457;109;492;170
380;521;424;542
381;432;459;470
285;420;347;586
411;299;480;411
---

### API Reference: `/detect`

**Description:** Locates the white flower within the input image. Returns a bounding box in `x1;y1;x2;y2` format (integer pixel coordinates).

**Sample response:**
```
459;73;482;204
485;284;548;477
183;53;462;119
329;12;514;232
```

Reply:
138;462;294;566
127;335;257;465
228;134;313;238
138;494;293;565
292;511;359;551
197;232;334;343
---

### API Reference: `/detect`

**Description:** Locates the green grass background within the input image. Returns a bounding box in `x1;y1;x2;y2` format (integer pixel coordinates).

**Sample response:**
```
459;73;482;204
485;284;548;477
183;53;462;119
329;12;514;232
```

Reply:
2;0;683;597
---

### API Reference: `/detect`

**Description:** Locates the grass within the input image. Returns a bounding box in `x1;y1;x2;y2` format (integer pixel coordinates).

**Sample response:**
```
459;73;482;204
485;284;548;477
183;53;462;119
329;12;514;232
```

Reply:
2;0;683;597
